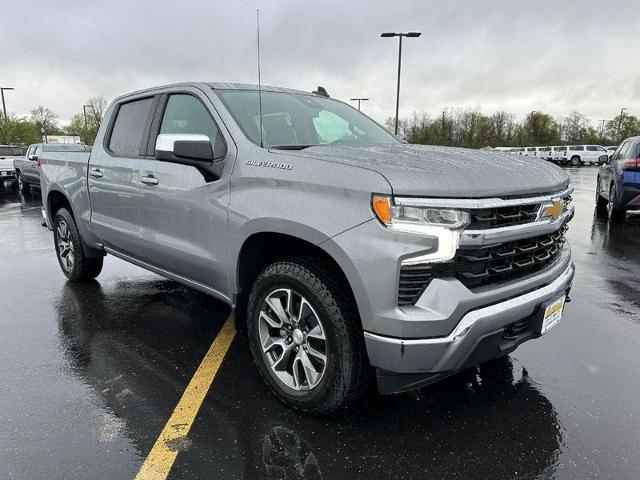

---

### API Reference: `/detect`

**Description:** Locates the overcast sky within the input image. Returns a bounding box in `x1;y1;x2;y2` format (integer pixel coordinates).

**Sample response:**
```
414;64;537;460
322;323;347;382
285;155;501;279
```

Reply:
4;0;639;126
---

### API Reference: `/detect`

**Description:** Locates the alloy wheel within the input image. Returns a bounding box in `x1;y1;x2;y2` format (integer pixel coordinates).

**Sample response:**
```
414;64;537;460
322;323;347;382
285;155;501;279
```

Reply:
258;288;327;391
56;220;75;272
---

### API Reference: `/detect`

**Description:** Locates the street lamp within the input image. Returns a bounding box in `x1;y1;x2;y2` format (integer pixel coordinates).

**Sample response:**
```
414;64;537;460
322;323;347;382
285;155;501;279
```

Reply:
350;98;369;111
380;31;422;135
83;104;95;143
1;87;15;144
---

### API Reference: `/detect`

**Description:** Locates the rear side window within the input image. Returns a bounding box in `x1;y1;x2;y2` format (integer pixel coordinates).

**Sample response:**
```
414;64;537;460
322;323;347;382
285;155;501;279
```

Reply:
108;97;155;157
586;145;597;151
570;146;584;151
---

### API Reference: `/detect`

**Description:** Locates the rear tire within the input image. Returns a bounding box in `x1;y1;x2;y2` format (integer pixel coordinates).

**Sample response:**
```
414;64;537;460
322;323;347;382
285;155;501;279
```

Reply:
570;156;581;167
595;179;608;219
53;208;104;281
247;257;370;414
18;173;30;193
607;184;626;223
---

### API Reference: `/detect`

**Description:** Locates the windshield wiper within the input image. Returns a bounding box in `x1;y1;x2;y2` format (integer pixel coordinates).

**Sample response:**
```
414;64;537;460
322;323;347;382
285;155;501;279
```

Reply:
267;145;314;150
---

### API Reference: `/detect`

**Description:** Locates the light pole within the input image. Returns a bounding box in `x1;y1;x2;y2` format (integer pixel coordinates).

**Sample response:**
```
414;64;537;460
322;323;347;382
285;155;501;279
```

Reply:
380;31;421;135
1;87;15;144
350;98;369;111
598;119;607;140
617;108;627;141
83;104;95;143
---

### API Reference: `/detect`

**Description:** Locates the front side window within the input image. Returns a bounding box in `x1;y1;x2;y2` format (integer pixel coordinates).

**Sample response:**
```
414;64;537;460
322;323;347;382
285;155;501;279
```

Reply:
597;146;607;152
108;97;155;157
160;94;219;141
217;89;398;148
586;145;597;151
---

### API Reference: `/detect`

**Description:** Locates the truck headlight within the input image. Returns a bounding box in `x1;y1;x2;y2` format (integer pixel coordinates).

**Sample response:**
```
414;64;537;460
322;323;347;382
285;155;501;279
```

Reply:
371;195;470;234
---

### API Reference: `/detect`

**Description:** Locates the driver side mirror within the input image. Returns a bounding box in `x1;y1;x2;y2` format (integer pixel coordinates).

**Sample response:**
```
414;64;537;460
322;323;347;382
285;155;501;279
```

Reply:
155;133;226;179
28;154;38;161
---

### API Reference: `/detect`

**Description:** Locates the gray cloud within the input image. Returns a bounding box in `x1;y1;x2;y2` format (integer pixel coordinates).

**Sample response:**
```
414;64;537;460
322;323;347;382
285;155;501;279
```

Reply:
3;0;639;126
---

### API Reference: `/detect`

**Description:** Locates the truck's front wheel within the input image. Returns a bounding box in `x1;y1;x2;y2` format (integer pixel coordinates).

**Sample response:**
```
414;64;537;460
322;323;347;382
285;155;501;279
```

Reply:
247;258;370;414
53;208;103;281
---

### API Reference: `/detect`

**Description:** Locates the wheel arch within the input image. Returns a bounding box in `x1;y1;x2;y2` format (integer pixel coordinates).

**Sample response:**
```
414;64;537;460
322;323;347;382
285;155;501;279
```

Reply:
47;188;104;258
232;229;363;334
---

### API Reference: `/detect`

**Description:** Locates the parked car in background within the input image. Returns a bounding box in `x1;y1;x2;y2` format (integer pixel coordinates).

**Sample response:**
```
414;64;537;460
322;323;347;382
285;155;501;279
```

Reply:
557;145;608;166
596;137;640;222
524;146;539;157
0;145;21;190
38;82;575;413
537;146;552;160
14;143;86;192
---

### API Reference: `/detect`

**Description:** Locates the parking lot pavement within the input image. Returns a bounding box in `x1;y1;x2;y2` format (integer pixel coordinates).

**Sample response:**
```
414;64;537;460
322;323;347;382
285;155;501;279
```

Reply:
1;167;639;479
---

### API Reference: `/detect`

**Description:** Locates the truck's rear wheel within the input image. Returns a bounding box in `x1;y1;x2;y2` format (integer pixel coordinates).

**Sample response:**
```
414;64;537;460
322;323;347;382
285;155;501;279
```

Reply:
247;257;370;414
53;208;103;281
607;184;626;223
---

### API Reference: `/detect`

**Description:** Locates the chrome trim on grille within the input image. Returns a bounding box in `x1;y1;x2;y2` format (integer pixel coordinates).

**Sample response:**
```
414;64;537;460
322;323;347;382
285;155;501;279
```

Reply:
459;206;574;246
395;185;574;209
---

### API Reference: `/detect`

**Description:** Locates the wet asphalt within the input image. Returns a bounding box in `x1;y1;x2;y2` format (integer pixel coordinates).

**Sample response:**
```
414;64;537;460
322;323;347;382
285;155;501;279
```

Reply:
0;167;639;480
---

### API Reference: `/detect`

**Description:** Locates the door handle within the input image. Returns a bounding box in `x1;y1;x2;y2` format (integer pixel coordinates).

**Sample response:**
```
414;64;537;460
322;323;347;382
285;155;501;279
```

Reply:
89;168;103;178
140;175;159;185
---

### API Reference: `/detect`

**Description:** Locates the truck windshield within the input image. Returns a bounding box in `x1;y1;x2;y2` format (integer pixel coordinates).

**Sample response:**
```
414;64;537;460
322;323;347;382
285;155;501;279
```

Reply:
216;90;399;149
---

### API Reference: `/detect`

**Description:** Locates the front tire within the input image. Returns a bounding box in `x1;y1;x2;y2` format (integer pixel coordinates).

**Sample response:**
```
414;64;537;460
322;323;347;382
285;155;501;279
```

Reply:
17;173;30;193
570;156;581;167
247;257;370;414
53;208;104;281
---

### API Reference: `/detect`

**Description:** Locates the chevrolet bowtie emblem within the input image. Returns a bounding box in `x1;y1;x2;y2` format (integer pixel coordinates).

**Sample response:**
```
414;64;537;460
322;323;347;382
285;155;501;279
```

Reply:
539;200;563;221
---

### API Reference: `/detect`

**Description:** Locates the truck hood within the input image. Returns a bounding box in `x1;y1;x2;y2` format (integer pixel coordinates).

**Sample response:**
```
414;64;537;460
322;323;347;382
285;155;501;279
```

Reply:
291;144;570;198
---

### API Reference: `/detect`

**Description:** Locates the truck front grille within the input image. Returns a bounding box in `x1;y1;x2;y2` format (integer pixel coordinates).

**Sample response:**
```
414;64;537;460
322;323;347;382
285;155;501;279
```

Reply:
467;203;540;230
466;194;572;230
398;226;567;306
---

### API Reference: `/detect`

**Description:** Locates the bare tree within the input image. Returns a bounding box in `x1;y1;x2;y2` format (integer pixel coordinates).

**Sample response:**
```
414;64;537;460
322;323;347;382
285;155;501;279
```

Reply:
30;106;58;135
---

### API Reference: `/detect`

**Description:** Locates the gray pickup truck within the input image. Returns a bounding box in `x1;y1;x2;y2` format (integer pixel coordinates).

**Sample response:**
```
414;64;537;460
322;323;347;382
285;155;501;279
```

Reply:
14;143;86;192
40;82;575;413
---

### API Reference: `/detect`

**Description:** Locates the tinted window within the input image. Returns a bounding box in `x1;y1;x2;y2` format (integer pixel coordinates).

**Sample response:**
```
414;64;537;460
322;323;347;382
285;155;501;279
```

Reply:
597;146;607;152
160;94;218;141
0;147;22;156
569;146;584;151
108;97;154;157
586;145;597;151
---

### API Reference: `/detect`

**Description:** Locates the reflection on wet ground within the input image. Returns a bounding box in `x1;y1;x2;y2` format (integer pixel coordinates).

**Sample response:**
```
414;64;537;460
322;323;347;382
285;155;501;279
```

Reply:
1;167;639;479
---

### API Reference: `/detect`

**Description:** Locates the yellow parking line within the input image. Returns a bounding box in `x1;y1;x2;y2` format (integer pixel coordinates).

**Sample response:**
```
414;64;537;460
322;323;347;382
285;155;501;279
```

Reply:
134;314;236;480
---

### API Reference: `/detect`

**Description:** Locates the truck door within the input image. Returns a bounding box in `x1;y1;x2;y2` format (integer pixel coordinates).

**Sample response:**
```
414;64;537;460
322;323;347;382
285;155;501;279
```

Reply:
136;91;230;294
24;145;41;183
87;96;156;258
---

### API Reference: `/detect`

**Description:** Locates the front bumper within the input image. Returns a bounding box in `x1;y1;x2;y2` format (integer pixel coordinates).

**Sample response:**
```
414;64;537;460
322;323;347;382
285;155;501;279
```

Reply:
365;262;574;392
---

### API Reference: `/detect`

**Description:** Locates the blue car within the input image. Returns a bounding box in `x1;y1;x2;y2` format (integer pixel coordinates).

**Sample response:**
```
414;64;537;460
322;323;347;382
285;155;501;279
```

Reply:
596;136;640;222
